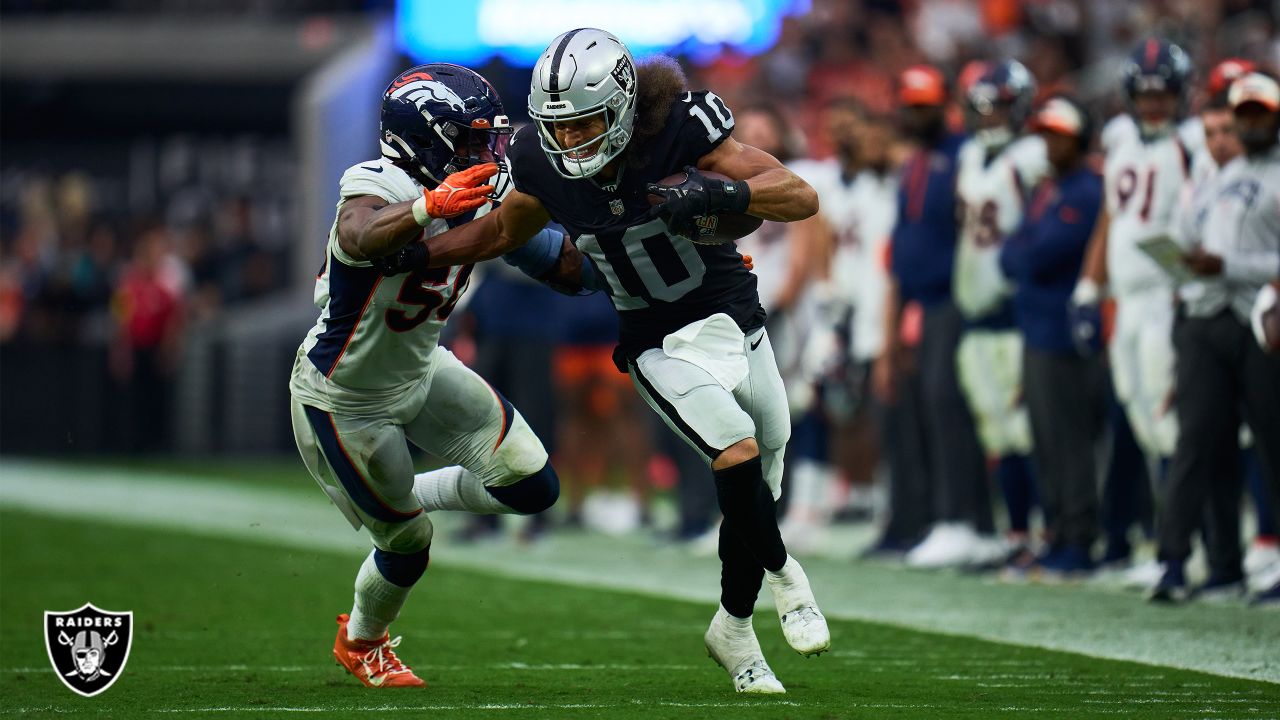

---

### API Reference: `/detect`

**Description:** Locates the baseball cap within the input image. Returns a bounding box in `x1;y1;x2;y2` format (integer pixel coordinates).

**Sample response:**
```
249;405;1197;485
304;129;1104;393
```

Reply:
1229;72;1280;111
1207;58;1256;97
1029;97;1086;137
898;65;947;106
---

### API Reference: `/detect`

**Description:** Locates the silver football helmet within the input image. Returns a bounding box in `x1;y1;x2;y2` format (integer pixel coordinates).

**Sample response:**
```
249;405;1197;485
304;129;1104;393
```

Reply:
528;28;638;179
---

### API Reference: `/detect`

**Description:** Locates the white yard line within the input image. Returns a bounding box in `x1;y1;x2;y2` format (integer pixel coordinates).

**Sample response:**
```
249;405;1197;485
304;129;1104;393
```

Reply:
2;459;1278;684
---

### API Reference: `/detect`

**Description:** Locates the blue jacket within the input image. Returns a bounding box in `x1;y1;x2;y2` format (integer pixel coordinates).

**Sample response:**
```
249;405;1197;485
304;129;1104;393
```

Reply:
890;133;966;307
999;167;1102;354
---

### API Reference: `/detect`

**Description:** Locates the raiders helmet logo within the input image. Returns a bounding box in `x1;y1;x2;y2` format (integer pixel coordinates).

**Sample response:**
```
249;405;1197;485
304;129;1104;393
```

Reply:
45;603;133;697
611;56;635;93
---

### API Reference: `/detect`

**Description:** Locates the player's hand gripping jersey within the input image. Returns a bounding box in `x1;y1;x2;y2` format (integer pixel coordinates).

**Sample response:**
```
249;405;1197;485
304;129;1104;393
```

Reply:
953;135;1049;319
291;158;499;409
506;90;763;360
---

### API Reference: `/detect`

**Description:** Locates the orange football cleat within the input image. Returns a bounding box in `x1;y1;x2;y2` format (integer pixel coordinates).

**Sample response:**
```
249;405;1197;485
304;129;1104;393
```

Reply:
332;614;427;688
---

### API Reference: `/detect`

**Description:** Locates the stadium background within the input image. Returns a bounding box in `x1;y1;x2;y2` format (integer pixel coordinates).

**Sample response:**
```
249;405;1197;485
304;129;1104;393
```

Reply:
2;1;1280;716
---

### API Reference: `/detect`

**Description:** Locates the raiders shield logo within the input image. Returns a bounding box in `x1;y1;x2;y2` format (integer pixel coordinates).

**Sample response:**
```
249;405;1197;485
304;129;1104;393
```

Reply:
44;603;133;697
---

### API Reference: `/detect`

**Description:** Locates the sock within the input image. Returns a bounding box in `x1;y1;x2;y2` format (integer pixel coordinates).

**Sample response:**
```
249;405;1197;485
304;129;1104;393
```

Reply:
996;454;1034;534
714;455;787;573
413;466;508;514
718;603;753;630
347;550;415;641
718;516;765;619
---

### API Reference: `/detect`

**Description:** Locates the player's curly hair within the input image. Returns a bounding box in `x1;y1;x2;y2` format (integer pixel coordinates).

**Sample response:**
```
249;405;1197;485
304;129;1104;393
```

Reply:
627;55;687;162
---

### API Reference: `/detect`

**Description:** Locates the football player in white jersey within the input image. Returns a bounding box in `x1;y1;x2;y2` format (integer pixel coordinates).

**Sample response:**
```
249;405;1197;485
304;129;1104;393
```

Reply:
1077;40;1196;475
947;60;1049;568
288;65;562;688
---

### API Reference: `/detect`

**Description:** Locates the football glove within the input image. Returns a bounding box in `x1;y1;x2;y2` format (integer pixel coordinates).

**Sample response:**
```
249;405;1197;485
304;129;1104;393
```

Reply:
646;166;750;239
413;163;498;224
370;240;430;277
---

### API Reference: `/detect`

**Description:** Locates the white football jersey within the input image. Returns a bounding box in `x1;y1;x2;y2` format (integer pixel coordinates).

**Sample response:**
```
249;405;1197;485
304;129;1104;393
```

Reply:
1104;128;1196;295
953;135;1049;318
294;158;488;394
802;158;898;361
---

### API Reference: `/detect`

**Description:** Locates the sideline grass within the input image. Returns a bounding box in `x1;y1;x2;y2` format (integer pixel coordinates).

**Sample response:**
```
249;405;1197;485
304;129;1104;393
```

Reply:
2;509;1277;719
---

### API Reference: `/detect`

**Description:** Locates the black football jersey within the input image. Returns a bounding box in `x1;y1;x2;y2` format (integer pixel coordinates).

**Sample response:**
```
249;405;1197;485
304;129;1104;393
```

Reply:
506;90;764;359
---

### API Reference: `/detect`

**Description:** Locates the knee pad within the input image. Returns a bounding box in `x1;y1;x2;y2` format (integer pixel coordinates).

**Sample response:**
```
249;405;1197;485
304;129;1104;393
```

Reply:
485;461;560;514
373;546;431;588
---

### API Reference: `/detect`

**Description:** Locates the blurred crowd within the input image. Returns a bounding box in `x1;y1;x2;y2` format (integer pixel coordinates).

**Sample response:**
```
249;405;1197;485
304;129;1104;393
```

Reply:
0;136;294;449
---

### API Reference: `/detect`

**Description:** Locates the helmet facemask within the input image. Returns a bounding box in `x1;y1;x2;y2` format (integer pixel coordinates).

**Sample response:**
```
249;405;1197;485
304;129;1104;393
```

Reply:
384;119;510;188
966;93;1016;152
533;90;633;178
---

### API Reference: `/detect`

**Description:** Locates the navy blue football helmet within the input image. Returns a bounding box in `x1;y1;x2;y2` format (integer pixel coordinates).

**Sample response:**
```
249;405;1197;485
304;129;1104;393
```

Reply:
1122;39;1192;101
964;59;1037;147
380;63;512;188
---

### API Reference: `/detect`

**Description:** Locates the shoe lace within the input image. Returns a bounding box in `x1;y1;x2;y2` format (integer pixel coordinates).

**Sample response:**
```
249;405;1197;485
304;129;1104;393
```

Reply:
360;635;412;678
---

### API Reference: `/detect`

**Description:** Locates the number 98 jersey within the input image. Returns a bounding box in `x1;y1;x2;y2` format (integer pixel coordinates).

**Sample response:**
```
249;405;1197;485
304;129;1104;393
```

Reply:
953;135;1048;319
292;158;479;405
506;90;764;360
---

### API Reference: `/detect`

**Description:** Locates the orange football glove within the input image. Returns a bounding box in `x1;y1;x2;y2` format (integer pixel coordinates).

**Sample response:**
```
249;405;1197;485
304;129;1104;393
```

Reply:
422;163;499;219
742;254;754;271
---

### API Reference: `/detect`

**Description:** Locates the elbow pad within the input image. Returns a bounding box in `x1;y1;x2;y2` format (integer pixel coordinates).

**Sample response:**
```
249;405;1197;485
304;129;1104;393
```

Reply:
501;227;561;279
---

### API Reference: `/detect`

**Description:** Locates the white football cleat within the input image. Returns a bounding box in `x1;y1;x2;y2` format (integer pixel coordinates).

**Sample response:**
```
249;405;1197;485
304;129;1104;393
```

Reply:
704;606;786;694
905;522;996;569
765;555;831;656
1244;540;1280;586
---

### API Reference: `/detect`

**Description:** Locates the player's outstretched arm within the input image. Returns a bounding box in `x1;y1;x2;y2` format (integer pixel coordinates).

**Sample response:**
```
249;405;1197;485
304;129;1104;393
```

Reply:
697;137;819;222
336;195;423;261
338;164;499;262
425;188;551;267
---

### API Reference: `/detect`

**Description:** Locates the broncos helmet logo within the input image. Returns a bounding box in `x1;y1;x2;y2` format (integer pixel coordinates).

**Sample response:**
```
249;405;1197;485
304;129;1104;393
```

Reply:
389;79;468;115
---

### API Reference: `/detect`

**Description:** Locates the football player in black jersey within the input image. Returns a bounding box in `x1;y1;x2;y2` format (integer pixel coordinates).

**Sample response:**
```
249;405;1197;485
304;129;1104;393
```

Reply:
386;28;826;693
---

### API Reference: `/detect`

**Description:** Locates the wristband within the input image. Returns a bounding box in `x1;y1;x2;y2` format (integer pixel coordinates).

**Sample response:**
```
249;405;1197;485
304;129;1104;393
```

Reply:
1071;278;1101;306
710;178;751;214
411;196;431;227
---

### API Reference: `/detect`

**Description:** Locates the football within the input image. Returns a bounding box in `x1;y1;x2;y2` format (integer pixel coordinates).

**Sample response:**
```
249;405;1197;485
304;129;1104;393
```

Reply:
647;170;763;244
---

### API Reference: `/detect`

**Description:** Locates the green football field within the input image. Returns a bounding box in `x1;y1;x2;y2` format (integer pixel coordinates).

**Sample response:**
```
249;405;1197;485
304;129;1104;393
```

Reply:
1;459;1278;719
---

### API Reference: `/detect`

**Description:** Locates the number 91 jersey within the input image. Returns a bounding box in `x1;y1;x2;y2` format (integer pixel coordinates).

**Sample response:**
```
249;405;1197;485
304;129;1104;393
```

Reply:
292;158;479;403
506;90;763;359
1103;131;1194;296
